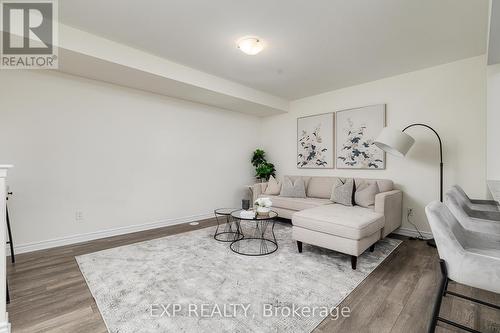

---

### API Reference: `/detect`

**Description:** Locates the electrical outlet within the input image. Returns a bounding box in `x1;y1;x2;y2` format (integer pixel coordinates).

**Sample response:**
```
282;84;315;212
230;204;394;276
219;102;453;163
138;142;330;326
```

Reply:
407;208;414;217
75;211;84;222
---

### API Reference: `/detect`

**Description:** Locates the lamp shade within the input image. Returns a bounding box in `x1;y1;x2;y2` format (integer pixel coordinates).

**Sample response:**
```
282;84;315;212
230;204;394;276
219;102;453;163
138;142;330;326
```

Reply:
374;127;415;157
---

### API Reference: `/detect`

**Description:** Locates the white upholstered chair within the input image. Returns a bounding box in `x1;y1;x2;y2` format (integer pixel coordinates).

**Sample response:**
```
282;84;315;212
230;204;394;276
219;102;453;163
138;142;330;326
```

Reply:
425;201;500;333
450;185;500;213
445;189;500;235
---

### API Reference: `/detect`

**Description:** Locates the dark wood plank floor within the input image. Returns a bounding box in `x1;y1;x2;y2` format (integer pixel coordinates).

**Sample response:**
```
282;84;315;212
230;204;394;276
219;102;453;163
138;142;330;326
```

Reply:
6;219;500;333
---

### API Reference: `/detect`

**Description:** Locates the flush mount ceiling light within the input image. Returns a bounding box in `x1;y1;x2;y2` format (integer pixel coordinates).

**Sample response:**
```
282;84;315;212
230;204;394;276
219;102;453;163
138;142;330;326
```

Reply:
237;36;264;55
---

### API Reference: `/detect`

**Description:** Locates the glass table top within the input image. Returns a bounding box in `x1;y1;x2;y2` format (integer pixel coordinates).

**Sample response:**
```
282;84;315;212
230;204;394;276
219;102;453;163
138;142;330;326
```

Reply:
214;208;239;215
230;209;278;220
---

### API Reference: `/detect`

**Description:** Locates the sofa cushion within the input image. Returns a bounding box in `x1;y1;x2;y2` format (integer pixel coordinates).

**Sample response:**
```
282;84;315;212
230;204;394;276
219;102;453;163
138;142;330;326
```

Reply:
307;176;338;199
284;175;311;191
355;178;393;193
259;194;331;211
355;181;380;208
264;175;281;195
292;204;384;240
330;178;354;206
280;177;306;198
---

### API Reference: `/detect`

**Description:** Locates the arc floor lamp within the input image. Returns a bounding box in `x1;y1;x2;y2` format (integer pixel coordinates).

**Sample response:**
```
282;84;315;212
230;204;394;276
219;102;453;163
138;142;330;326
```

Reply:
374;123;443;248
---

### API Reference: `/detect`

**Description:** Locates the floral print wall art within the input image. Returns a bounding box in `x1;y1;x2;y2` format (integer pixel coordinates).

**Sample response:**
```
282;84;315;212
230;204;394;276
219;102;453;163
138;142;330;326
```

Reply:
297;113;334;168
335;104;386;169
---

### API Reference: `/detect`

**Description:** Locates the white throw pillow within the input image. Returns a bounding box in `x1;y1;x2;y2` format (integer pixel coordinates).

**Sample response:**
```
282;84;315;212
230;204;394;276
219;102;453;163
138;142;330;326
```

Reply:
264;175;281;195
355;181;380;208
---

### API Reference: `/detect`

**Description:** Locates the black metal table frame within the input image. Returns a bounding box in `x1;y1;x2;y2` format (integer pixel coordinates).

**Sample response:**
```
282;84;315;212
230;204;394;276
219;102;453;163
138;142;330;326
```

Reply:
214;208;244;242
229;210;278;256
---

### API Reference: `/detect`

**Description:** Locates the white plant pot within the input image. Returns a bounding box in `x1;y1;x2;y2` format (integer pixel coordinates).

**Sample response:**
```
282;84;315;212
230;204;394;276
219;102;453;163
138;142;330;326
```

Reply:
256;206;271;216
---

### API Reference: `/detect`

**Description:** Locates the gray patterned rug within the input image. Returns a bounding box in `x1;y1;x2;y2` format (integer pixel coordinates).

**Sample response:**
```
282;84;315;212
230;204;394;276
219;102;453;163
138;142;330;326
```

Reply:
76;222;401;333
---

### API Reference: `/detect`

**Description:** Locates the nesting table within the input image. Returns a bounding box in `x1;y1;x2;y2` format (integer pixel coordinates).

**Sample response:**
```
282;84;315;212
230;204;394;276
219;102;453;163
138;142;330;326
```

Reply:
214;208;278;256
214;208;244;242
229;209;278;256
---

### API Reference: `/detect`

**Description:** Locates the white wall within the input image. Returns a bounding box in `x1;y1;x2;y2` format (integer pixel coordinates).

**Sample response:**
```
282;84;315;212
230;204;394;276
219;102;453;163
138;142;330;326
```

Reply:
0;55;489;248
0;70;260;249
261;56;487;233
487;63;500;180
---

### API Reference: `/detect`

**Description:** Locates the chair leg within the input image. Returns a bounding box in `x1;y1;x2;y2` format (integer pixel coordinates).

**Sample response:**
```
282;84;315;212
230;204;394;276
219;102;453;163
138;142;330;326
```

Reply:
429;260;500;333
369;244;375;252
6;205;14;263
351;256;357;270
428;259;447;333
443;276;449;296
296;241;302;253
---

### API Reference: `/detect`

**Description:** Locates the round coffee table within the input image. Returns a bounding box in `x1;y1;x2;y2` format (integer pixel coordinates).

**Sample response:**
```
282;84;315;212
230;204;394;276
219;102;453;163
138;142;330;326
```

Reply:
214;208;244;242
230;210;278;256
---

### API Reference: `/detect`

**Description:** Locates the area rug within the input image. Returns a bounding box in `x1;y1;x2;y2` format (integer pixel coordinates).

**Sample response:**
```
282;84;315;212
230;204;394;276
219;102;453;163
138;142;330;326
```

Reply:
76;222;401;333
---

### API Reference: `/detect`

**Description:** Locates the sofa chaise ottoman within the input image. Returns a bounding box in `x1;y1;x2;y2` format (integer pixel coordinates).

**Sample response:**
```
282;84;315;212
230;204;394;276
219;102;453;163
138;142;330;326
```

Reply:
252;176;402;269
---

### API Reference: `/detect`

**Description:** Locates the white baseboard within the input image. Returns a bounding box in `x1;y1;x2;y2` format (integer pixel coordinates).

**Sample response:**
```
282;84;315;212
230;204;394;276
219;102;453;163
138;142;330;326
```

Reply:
9;216;432;256
8;212;214;255
393;227;433;239
0;320;10;333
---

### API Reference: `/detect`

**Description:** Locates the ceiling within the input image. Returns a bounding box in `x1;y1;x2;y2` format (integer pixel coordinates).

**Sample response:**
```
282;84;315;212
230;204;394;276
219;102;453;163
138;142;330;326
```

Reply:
59;0;489;100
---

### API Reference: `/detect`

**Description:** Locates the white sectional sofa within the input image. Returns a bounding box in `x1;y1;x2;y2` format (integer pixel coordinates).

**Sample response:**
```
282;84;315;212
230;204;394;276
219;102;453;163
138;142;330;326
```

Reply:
251;176;402;269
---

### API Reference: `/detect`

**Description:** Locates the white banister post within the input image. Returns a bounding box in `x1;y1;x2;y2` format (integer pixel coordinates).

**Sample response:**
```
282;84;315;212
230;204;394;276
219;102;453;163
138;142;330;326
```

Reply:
0;166;12;333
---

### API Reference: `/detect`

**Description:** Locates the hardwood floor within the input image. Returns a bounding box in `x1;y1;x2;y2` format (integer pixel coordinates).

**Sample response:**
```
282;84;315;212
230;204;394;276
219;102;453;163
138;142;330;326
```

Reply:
6;220;500;333
316;235;500;333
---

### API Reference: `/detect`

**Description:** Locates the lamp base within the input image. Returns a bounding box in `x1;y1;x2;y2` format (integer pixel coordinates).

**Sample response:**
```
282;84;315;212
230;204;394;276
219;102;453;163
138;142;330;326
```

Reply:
426;239;437;248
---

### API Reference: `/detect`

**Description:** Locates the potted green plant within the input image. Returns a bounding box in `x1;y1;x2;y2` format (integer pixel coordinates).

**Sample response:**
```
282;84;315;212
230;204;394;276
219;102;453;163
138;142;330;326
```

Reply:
251;149;276;181
255;162;276;181
251;149;266;168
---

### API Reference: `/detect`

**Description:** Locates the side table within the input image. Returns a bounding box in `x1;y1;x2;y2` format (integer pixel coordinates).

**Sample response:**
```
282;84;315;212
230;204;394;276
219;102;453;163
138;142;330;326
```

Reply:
214;208;244;242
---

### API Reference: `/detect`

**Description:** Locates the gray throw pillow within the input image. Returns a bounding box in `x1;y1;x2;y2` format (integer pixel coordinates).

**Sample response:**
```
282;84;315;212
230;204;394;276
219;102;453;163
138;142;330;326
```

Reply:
280;177;306;198
355;181;380;208
330;178;354;206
